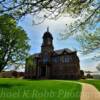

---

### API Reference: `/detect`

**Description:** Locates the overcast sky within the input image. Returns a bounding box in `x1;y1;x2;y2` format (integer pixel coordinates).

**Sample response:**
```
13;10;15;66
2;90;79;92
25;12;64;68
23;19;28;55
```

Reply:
18;15;100;72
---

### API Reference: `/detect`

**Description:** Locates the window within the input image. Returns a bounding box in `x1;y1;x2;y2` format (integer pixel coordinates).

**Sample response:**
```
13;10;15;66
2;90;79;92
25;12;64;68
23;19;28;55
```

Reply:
52;56;59;63
64;56;68;63
47;38;51;45
61;55;70;63
43;54;48;64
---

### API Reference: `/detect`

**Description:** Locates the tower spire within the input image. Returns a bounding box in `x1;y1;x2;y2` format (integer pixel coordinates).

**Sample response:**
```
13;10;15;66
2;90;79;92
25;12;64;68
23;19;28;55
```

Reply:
47;26;49;32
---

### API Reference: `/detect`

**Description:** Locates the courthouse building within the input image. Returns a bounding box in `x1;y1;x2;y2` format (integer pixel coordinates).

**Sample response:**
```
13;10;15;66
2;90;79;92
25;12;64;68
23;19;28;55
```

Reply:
25;28;80;79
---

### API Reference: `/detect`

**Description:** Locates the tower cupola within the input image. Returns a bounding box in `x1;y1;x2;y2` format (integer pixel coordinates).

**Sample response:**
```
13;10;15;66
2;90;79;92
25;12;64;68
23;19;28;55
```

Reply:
41;27;54;53
43;27;53;39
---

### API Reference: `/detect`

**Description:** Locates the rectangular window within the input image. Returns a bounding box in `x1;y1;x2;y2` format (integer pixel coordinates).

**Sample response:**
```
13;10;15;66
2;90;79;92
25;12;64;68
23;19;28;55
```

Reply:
52;56;59;63
62;55;70;63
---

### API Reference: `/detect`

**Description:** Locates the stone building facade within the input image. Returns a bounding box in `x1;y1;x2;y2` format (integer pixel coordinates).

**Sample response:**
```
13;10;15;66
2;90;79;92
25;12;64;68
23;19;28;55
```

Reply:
25;28;80;79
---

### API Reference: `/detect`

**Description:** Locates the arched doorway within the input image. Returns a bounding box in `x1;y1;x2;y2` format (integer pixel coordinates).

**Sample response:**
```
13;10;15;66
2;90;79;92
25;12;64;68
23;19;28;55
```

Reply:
41;66;46;77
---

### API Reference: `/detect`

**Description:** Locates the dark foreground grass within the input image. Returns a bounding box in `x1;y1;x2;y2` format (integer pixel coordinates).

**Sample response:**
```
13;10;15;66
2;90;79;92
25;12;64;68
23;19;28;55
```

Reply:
79;79;100;91
0;78;81;100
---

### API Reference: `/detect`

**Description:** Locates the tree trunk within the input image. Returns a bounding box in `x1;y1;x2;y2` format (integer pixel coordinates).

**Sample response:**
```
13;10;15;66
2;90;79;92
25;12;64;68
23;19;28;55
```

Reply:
0;62;7;72
0;65;5;72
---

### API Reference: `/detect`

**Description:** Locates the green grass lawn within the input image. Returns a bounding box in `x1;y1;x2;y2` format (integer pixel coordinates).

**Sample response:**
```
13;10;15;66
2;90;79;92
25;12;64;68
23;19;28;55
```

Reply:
0;78;81;100
79;79;100;91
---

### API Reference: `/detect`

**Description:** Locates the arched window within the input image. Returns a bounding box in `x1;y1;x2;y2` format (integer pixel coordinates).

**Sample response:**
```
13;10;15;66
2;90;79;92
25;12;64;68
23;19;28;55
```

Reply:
43;53;48;64
63;55;69;63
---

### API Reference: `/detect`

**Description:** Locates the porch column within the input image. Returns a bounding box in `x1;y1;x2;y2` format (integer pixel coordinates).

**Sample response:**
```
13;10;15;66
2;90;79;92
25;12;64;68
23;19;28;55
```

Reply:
46;64;48;78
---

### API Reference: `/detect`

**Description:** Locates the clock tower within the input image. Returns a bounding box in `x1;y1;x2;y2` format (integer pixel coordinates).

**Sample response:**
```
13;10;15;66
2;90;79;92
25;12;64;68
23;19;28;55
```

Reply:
41;27;54;53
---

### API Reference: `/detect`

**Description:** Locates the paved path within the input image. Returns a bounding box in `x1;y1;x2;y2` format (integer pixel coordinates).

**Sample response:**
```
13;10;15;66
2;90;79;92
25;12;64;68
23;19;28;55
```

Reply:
80;83;100;100
55;80;100;100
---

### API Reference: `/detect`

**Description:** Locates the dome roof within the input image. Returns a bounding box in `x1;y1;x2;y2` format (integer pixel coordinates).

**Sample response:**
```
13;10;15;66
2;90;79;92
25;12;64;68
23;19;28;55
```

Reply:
43;27;53;39
43;32;53;39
